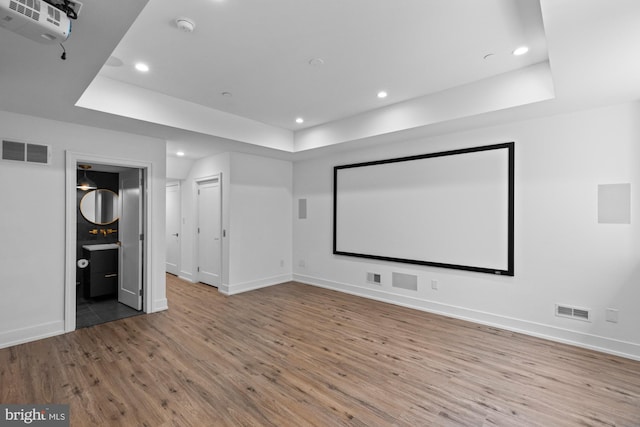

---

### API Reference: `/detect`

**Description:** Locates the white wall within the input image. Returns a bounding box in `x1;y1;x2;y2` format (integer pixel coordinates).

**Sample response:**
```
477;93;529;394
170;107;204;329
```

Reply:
293;101;640;360
180;152;231;284
167;156;195;180
0;110;167;348
179;152;293;294
227;153;293;293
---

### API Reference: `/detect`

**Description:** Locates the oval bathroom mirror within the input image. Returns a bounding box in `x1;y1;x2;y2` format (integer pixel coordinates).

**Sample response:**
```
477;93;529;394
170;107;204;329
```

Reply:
80;189;119;225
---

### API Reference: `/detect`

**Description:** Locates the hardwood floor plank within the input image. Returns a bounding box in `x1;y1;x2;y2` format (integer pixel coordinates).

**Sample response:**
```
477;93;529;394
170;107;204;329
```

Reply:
1;274;639;426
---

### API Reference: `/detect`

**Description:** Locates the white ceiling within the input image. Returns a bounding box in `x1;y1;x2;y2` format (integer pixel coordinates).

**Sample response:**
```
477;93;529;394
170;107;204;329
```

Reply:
97;0;548;131
1;0;640;160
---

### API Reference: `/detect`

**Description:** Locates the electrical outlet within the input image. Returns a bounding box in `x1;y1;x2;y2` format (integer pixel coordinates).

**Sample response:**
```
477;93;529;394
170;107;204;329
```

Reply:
606;308;619;323
298;260;306;268
431;280;438;290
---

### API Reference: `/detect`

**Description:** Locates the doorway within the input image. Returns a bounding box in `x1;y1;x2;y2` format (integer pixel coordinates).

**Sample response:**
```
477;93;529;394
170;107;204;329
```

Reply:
196;176;222;287
74;164;144;328
65;152;152;332
166;182;181;276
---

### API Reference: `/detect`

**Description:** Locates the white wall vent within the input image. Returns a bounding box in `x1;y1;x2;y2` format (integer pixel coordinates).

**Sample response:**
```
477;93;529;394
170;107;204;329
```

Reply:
2;139;50;164
298;198;307;219
392;272;418;291
366;272;381;285
555;304;591;322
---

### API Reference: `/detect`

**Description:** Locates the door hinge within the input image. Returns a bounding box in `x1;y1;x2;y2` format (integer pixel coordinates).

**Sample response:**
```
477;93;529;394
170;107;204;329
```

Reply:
140;233;144;241
197;227;200;234
197;266;200;272
198;189;200;195
139;289;143;296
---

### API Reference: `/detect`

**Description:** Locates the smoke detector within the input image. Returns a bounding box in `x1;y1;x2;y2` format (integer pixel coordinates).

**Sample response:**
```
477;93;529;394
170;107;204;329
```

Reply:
175;18;195;33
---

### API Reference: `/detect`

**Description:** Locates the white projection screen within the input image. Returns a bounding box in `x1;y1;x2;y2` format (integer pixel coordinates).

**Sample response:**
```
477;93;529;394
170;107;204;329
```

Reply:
333;143;514;276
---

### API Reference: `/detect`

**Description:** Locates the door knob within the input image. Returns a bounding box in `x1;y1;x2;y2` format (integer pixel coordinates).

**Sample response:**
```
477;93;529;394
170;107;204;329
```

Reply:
172;233;179;237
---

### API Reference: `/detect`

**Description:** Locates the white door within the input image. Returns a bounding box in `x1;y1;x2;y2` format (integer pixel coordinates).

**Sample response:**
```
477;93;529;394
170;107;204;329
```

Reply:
119;168;143;310
197;178;221;287
166;183;181;275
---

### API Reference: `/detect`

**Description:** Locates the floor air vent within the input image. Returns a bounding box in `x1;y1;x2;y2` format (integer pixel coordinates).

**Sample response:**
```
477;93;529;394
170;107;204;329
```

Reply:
2;140;50;164
555;304;591;322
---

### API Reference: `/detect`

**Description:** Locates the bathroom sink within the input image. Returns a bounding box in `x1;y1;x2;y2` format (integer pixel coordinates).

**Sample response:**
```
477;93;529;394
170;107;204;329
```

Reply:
82;243;119;251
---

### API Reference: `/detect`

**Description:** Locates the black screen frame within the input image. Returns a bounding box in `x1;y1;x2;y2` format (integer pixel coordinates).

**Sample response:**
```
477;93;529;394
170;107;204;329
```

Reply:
332;142;515;276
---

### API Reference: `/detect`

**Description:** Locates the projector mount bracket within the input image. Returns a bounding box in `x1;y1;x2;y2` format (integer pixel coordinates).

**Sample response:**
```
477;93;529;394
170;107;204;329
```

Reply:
42;0;82;20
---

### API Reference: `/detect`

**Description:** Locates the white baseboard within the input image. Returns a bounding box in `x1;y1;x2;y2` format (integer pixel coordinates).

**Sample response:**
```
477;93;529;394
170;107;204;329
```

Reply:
222;274;293;296
152;298;168;312
0;321;65;350
178;272;196;283
293;273;640;361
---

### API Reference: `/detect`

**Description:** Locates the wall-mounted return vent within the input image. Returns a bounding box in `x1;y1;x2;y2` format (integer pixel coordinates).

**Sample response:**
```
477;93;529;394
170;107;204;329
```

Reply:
2;140;50;164
555;304;591;322
392;272;418;291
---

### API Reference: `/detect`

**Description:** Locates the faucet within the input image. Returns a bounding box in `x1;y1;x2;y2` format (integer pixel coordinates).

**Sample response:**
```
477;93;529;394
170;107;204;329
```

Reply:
88;228;117;236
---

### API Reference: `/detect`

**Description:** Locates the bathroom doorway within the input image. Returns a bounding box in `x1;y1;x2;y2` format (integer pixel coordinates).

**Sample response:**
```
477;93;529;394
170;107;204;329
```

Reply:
64;152;151;332
74;163;144;328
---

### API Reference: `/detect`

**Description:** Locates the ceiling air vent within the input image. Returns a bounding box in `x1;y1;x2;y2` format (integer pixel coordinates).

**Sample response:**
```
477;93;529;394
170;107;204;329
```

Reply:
555;304;591;322
2;139;50;164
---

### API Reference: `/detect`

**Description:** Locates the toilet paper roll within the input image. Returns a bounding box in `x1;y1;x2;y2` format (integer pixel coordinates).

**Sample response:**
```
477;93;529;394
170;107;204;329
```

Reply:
77;259;89;269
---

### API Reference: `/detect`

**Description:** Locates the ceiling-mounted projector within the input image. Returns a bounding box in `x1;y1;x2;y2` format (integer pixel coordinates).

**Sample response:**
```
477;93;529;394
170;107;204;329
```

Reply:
0;0;76;44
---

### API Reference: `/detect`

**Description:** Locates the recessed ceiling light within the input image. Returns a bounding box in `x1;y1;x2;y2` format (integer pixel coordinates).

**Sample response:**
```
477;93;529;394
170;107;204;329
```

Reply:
135;62;150;72
483;53;495;60
512;46;529;56
176;151;185;157
377;91;388;99
295;117;304;124
221;91;233;97
308;58;325;67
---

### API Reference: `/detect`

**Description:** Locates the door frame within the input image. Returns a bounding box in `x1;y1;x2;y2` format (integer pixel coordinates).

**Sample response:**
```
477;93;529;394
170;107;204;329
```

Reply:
64;151;153;332
194;174;223;287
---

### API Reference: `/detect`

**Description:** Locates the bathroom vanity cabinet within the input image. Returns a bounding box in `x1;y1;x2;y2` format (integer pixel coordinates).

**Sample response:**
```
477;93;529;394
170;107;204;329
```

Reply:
83;245;119;297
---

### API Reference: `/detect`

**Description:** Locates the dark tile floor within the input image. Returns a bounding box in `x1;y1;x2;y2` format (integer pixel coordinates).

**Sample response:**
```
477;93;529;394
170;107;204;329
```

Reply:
76;292;142;329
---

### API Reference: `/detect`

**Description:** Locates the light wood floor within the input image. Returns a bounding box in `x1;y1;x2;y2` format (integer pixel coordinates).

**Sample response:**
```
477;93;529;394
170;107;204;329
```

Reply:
1;274;639;426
